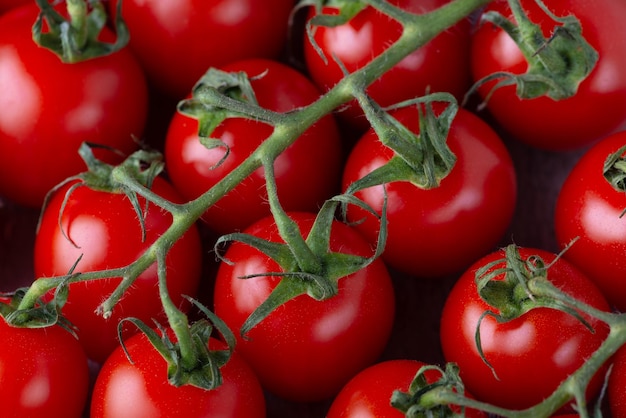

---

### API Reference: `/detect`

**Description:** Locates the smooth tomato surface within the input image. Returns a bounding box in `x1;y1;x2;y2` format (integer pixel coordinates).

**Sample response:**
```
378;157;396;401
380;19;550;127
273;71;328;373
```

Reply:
440;247;610;410
165;58;343;235
109;0;295;98
470;0;626;150
0;3;148;207
33;177;202;363
555;131;626;312
213;212;396;402
91;332;266;418
0;319;90;418
341;106;517;278
303;0;471;132
327;359;486;417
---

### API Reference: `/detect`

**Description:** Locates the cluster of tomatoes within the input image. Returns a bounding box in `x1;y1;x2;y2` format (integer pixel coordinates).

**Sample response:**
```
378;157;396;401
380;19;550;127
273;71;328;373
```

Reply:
2;0;626;417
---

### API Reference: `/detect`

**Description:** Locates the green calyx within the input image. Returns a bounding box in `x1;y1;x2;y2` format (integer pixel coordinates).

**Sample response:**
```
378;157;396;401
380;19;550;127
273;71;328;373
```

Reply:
346;92;458;196
604;144;626;192
33;0;129;63
466;0;598;104
119;298;237;390
473;244;594;377
391;363;472;417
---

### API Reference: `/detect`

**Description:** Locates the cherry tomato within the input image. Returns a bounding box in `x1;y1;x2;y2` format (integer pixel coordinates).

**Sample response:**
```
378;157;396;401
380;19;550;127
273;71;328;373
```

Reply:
470;0;626;150
33;177;203;364
555;131;626;312
327;359;486;417
0;3;148;207
91;330;266;418
303;0;471;132
341;105;517;278
0;318;90;418
609;345;626;418
109;0;295;98
440;247;610;410
213;212;396;402
164;58;343;235
0;0;29;15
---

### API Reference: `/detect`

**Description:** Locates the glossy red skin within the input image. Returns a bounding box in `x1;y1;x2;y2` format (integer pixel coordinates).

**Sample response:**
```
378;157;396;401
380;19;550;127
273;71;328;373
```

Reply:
91;331;266;418
327;359;486;417
109;0;295;98
213;212;396;402
0;0;29;14
0;319;90;418
0;4;148;207
609;345;626;418
303;0;471;132
341;106;517;278
555;132;626;312
440;247;611;410
471;0;626;150
33;177;202;364
165;58;343;235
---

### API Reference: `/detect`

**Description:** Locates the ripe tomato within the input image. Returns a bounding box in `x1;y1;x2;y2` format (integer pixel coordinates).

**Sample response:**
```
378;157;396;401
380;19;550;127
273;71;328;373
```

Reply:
0;0;28;15
213;212;396;402
341;105;517;278
327;359;486;417
33;177;203;364
0;319;90;418
91;330;266;418
555;131;626;312
109;0;295;98
164;58;343;235
470;0;626;150
609;345;626;418
440;247;610;410
303;0;471;132
0;3;148;207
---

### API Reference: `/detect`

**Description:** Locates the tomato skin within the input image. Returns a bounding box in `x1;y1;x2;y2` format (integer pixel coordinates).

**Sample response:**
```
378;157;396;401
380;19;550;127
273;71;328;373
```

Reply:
555;132;626;312
91;331;266;418
303;0;471;132
609;345;626;418
164;58;343;235
0;319;90;418
0;0;29;14
341;106;517;278
33;177;203;364
440;247;610;410
109;0;295;98
470;0;626;150
327;359;486;418
0;3;148;207
213;212;396;402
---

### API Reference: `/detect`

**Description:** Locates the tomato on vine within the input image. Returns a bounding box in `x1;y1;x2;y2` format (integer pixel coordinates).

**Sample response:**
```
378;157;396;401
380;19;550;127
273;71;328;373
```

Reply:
213;211;395;402
469;0;626;150
609;345;626;418
440;246;611;411
555;131;626;312
0;318;90;418
303;0;472;133
0;2;148;207
164;58;343;235
34;173;203;364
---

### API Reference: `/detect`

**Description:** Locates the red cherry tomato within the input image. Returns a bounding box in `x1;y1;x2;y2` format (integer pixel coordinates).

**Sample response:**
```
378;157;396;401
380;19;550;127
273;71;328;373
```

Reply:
213;212;396;402
164;58;343;235
440;247;611;410
0;319;90;418
470;0;626;150
327;359;486;417
555;131;626;312
0;3;148;207
33;177;202;363
91;330;266;418
303;0;472;132
109;0;295;98
609;345;626;418
341;105;517;278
